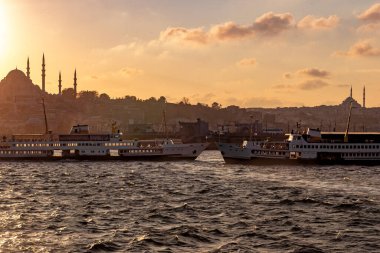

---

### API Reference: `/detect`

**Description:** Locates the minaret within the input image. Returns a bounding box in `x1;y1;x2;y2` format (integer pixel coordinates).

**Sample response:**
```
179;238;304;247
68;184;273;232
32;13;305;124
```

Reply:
58;71;62;95
42;54;46;92
26;57;30;79
350;85;352;98
73;69;77;96
363;85;366;108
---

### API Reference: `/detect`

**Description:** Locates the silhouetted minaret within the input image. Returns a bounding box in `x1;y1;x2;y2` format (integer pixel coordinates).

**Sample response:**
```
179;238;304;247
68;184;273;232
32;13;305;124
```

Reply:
58;71;62;95
73;69;77;96
350;85;352;98
363;85;366;108
42;54;46;92
26;57;30;79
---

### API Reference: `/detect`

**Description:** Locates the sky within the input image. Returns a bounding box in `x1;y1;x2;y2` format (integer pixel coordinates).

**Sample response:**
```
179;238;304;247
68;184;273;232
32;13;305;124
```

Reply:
0;0;380;108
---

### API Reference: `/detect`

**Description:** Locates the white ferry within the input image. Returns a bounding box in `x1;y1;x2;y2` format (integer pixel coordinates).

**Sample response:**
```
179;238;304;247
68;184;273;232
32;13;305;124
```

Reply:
218;128;380;164
218;139;289;162
0;124;208;160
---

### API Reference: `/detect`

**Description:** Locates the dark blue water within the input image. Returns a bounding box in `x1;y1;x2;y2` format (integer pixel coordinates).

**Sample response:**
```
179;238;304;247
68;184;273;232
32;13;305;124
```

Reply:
0;151;379;252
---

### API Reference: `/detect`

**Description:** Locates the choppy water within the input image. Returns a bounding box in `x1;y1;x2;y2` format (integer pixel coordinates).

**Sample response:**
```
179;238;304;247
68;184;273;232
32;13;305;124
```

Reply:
0;151;379;253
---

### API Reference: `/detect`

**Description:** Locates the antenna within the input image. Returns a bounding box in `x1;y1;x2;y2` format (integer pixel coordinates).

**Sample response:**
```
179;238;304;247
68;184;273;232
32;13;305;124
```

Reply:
344;101;353;143
249;115;253;141
162;110;168;139
42;98;49;134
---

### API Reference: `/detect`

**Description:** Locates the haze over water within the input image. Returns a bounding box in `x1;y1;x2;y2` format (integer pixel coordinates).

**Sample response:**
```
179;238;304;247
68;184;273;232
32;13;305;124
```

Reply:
0;151;379;252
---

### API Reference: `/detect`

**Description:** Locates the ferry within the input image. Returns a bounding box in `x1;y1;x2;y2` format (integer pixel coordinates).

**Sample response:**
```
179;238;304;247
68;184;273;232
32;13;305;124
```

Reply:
218;128;380;164
0;124;208;160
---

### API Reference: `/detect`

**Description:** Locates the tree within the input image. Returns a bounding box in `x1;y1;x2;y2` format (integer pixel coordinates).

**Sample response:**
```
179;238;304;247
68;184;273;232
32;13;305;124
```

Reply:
158;96;167;104
62;88;76;99
211;102;222;109
78;90;99;102
99;93;111;101
124;95;137;102
180;97;190;105
146;97;157;103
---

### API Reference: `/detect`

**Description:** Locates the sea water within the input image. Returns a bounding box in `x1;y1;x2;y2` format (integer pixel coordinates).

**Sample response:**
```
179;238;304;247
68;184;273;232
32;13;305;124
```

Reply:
0;151;379;252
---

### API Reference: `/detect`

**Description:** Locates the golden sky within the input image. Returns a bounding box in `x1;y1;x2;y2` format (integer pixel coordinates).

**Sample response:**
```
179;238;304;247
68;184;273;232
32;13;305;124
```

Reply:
1;0;380;107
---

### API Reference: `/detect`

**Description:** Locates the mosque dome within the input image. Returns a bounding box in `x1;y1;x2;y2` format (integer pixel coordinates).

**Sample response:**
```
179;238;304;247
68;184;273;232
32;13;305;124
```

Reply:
6;68;26;79
340;96;361;108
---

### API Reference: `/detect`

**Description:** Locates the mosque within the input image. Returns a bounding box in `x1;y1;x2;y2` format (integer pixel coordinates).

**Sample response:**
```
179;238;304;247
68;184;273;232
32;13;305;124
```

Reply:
340;85;366;108
0;54;78;102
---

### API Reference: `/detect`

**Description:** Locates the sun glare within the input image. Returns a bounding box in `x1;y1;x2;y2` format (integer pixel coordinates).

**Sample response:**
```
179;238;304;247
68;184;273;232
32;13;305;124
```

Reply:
0;3;8;56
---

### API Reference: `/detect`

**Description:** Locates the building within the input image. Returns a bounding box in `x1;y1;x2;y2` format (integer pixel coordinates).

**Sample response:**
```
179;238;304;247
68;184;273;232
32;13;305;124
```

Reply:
178;118;209;142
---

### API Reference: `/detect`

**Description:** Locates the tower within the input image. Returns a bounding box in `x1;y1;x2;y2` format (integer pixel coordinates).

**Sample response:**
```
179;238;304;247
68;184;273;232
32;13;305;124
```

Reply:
26;57;30;79
350;85;352;98
58;71;62;95
73;69;77;96
363;85;366;108
42;54;46;92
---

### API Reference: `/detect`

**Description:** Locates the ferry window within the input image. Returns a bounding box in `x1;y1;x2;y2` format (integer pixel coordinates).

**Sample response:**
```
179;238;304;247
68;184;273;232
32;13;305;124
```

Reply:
296;145;299;148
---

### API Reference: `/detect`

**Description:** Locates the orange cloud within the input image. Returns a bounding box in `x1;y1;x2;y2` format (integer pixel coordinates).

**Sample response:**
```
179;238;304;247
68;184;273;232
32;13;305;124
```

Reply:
357;23;380;33
297;68;331;78
272;84;292;89
251;12;294;35
237;58;257;67
159;12;294;45
298;79;330;90
335;41;380;57
297;15;340;29
358;3;380;22
210;22;253;40
283;72;293;79
120;67;143;77
157;12;342;46
159;27;208;44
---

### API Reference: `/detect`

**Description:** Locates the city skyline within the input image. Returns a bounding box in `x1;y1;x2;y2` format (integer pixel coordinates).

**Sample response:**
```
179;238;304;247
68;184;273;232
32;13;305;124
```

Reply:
0;0;380;107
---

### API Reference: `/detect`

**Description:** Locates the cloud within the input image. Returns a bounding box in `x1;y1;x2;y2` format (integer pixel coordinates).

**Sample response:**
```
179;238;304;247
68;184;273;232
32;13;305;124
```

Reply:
237;58;257;67
298;79;330;90
120;67;143;77
296;68;331;78
335;41;380;57
283;72;293;79
156;12;342;47
272;84;292;89
159;27;208;44
251;12;295;35
336;84;349;88
357;23;380;33
356;68;380;73
209;22;254;40
358;3;380;22
159;12;294;45
297;15;340;29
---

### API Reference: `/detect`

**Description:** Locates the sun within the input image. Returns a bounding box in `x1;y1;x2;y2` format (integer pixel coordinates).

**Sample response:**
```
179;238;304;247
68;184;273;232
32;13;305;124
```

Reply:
0;3;8;56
